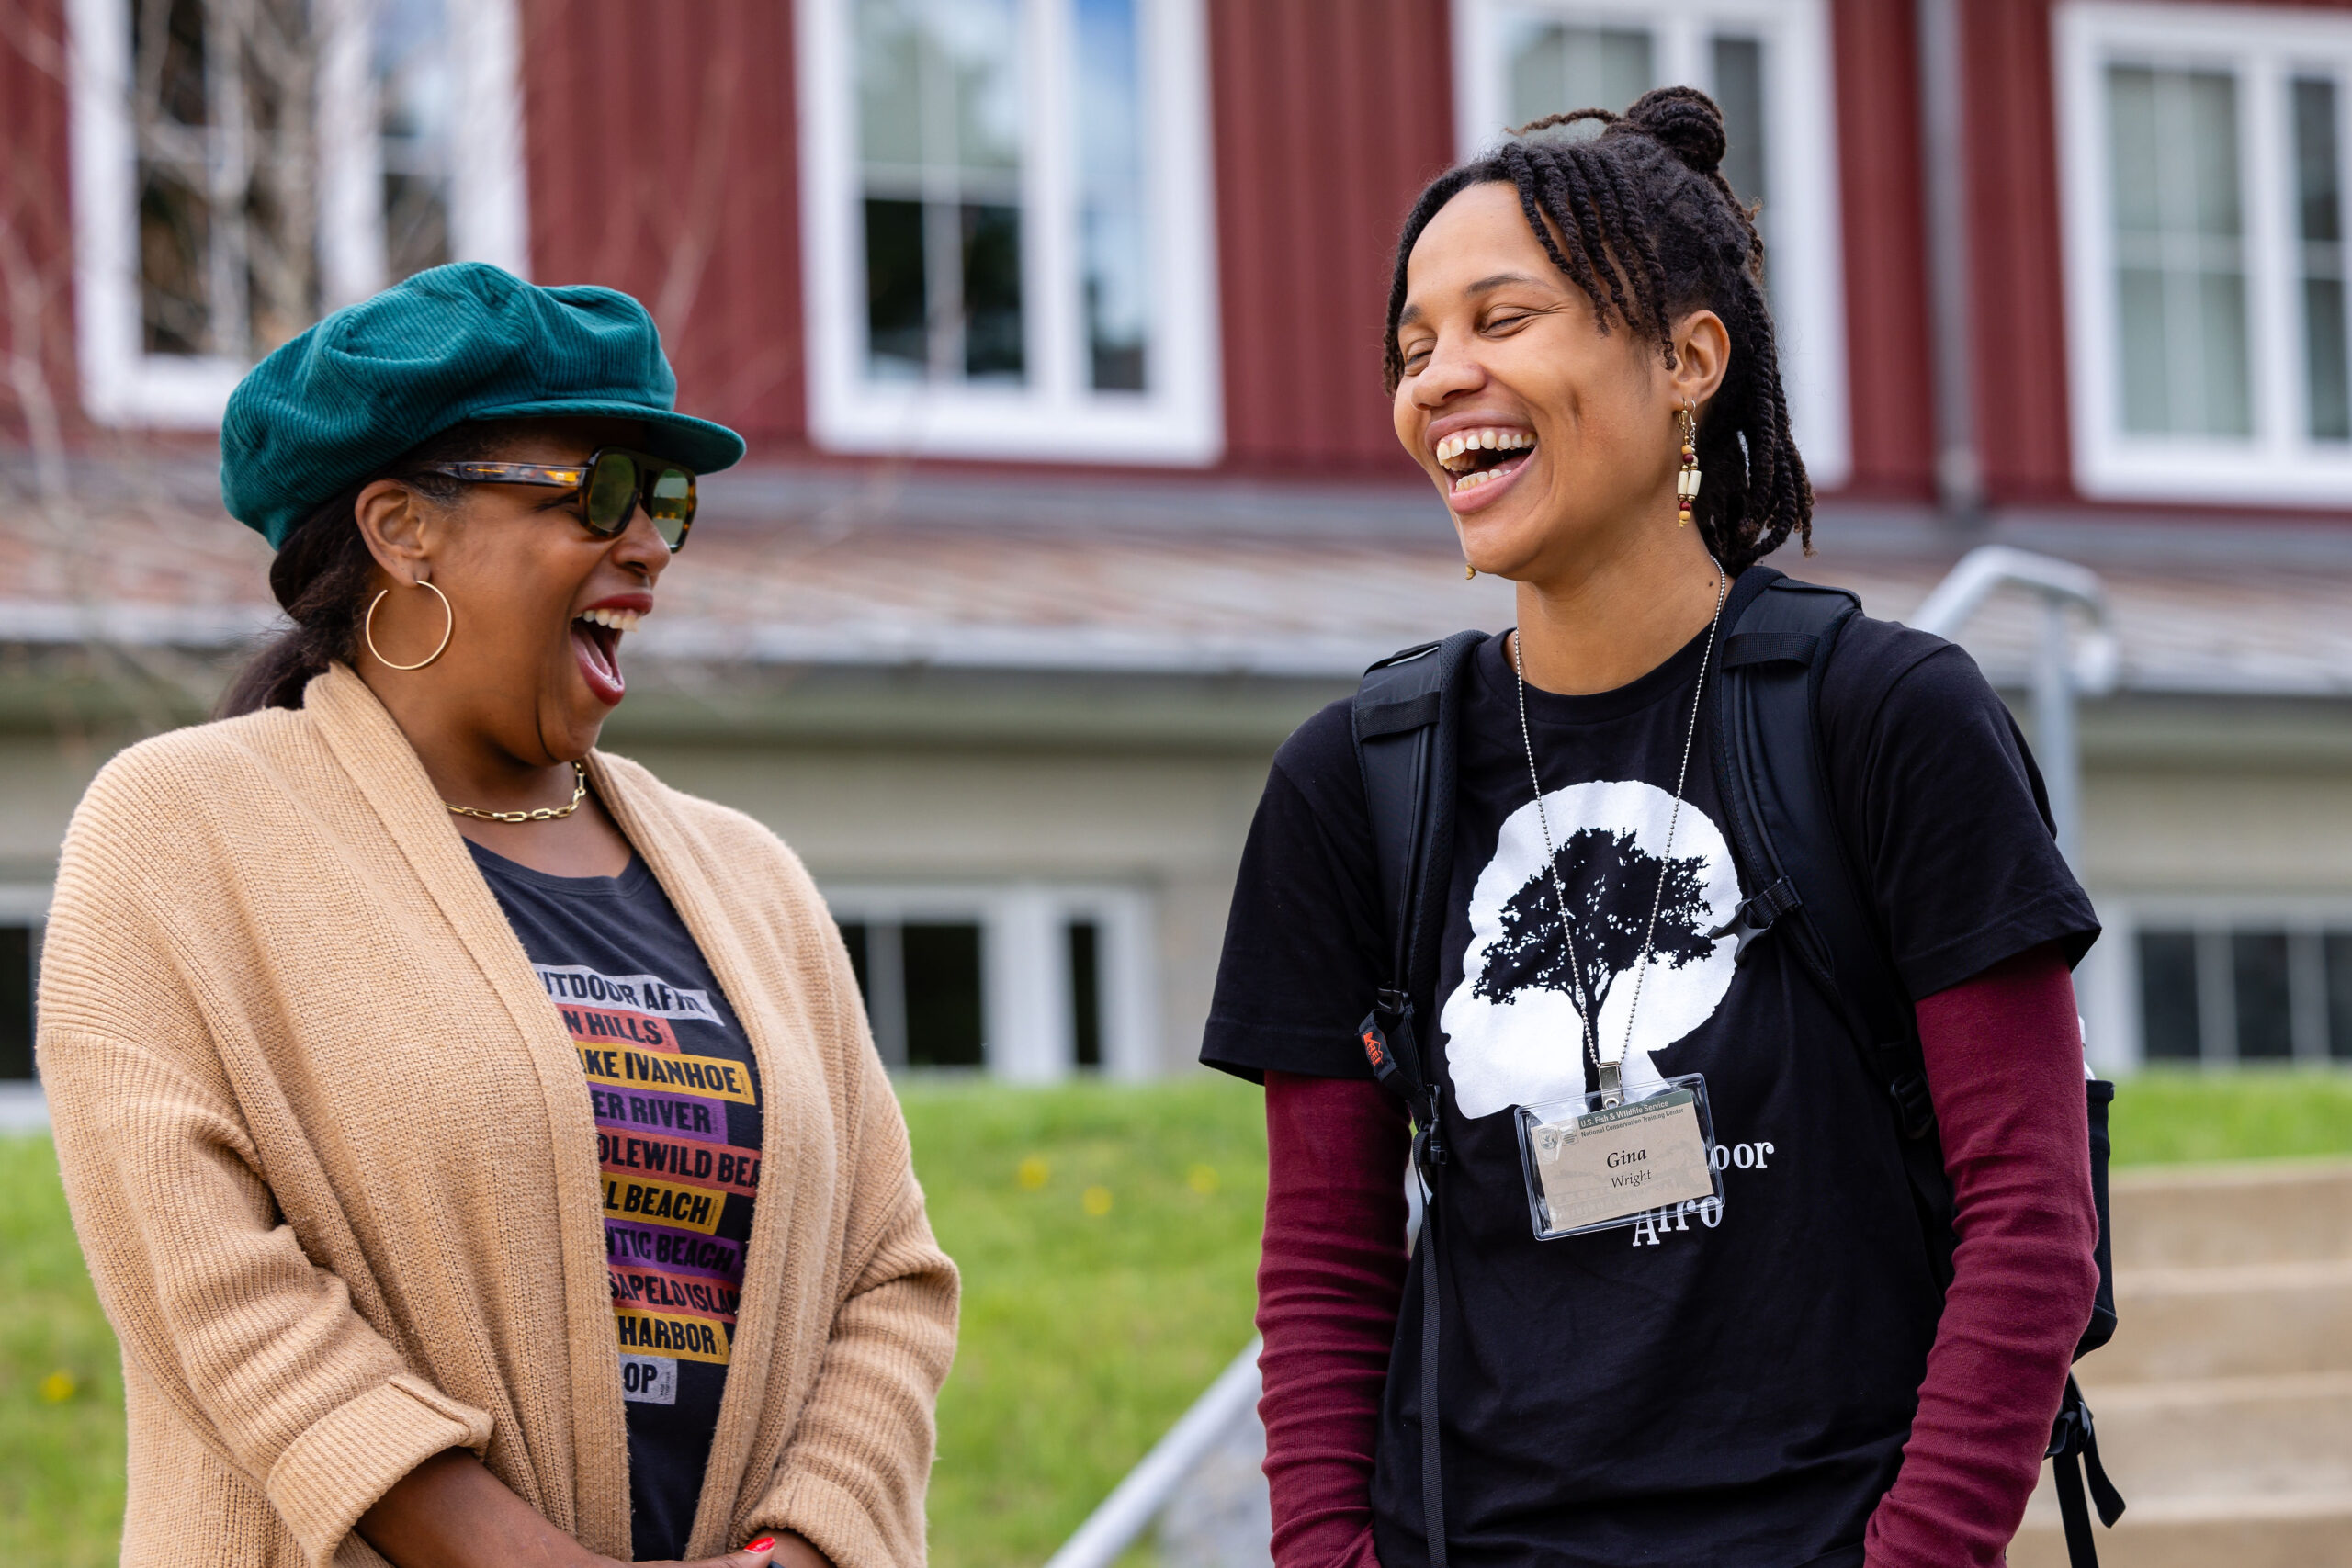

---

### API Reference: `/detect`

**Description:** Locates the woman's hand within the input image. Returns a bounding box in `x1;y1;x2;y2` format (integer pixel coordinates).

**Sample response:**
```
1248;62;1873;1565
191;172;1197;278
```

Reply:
627;1534;828;1568
359;1449;828;1568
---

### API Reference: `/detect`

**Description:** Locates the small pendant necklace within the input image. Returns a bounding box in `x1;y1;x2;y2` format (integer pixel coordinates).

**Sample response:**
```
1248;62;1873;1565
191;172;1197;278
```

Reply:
1511;558;1727;1105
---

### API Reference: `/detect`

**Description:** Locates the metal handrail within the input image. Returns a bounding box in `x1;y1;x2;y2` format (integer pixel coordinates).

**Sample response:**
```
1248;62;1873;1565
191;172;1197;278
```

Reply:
1042;1337;1264;1568
1909;545;2117;870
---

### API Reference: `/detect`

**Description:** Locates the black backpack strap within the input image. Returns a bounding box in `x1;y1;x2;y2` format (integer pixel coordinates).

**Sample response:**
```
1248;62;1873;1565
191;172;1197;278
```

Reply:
2047;1374;2128;1563
1351;627;1482;1568
1713;571;2123;1565
1352;629;1483;1153
1707;570;1958;1283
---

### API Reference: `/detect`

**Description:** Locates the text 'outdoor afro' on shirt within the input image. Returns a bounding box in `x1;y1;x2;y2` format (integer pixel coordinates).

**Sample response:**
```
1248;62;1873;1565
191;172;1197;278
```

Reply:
1202;597;2098;1568
470;840;764;1563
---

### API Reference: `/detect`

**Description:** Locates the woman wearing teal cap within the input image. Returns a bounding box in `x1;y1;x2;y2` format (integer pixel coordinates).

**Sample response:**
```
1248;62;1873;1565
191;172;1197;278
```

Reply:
38;264;958;1568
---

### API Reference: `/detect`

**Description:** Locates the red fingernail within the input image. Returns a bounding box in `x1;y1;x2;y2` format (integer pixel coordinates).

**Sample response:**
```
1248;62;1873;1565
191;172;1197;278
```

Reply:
745;1539;775;1554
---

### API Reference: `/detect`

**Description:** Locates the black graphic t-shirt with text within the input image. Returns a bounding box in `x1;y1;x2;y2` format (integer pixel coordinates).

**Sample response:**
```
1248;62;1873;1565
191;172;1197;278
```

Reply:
1202;591;2098;1568
470;842;763;1563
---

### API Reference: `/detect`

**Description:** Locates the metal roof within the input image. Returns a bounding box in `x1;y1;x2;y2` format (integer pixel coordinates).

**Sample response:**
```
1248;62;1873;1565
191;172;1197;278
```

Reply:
2;456;2348;698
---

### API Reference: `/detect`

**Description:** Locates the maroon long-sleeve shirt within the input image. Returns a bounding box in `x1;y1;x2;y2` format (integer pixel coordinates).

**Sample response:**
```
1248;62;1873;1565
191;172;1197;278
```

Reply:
1255;942;2098;1568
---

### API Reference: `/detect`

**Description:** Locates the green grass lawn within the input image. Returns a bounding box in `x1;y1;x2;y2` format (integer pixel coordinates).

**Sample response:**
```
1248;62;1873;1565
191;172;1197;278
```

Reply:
2107;1067;2352;1166
0;1134;128;1568
5;1067;2350;1567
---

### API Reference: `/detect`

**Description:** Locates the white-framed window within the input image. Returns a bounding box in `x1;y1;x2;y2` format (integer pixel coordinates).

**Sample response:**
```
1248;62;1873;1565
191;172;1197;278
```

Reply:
2056;3;2352;505
1450;0;1851;488
67;0;528;427
0;887;42;1086
0;887;47;1131
2090;896;2352;1068
824;881;1158;1081
795;0;1223;465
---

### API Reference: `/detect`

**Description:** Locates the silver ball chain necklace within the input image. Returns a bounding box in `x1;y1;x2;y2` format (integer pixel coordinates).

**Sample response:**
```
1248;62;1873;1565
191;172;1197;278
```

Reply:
1511;556;1728;1106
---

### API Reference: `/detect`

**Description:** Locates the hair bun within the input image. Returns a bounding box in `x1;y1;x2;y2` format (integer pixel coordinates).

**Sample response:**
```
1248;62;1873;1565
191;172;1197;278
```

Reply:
1619;85;1726;177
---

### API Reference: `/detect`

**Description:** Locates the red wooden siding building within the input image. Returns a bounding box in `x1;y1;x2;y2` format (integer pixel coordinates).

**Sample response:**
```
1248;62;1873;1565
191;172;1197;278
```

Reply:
2;0;2351;1095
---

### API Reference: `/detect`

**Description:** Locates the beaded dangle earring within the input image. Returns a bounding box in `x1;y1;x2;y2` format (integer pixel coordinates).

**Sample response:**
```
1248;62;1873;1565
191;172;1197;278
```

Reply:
1675;404;1701;527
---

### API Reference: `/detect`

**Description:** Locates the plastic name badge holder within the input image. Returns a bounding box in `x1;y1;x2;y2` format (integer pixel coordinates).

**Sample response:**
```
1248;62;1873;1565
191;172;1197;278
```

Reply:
1514;1073;1724;1241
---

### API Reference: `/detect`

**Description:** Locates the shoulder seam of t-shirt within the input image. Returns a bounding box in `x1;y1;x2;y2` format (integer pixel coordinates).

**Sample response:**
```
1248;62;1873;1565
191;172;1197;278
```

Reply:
1833;623;1964;743
1271;703;1359;789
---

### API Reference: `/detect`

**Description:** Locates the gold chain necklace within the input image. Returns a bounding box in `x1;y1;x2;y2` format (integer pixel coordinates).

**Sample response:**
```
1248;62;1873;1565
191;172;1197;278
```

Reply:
445;761;588;824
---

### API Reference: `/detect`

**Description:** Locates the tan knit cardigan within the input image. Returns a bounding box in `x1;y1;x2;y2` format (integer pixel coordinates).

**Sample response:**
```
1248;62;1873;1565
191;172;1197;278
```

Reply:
38;664;958;1568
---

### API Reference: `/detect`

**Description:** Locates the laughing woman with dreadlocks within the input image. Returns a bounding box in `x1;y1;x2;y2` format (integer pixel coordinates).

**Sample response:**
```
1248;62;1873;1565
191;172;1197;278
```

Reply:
1202;89;2103;1568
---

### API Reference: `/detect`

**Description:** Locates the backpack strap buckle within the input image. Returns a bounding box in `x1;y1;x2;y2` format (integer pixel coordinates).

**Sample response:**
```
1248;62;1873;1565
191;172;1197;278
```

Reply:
1362;996;1444;1168
1705;875;1802;963
1888;1067;1937;1141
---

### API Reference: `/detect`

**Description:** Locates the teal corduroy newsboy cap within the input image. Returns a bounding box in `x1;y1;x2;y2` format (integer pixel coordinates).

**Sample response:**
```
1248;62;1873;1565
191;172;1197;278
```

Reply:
220;262;747;548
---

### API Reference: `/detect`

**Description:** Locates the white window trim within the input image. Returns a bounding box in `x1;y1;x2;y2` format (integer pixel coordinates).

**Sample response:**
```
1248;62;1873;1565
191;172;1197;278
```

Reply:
2055;2;2352;506
2088;893;2352;1070
795;0;1223;466
66;0;529;428
822;880;1159;1082
1450;0;1851;489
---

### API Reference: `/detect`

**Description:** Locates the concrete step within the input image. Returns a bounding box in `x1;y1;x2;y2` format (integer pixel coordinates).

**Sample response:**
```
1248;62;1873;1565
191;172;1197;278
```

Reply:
2109;1159;2352;1270
2009;1493;2352;1568
2006;1159;2352;1564
2088;1257;2352;1382
2027;1372;2352;1513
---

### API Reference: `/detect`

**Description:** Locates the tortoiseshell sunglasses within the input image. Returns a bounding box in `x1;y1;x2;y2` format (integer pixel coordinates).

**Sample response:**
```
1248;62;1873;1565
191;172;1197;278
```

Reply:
423;447;698;551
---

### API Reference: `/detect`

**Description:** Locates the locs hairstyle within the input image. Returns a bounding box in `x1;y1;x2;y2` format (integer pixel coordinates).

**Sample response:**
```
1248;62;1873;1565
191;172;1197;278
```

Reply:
1384;85;1812;574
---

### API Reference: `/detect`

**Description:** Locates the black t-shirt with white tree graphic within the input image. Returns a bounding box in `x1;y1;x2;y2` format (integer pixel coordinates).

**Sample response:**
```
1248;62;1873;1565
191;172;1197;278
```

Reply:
1203;587;2097;1568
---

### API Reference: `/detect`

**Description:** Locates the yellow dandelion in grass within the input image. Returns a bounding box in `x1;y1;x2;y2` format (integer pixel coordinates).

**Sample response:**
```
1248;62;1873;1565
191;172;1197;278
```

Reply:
1016;1156;1049;1190
39;1370;76;1404
1187;1164;1219;1196
1081;1185;1114;1217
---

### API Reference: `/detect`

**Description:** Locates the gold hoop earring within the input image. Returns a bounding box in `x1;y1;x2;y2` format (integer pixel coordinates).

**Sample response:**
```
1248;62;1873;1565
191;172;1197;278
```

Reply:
364;580;454;671
1465;562;1476;580
1675;404;1701;528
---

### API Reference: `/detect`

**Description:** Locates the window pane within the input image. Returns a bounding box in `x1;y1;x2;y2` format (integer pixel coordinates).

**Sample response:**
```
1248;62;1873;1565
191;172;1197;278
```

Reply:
2198;269;2253;434
2140;929;2203;1061
865;198;930;376
902;922;984;1068
378;0;455;280
2294;78;2351;440
2327;932;2352;1060
143;0;211;126
839;921;872;1004
1069;920;1102;1069
2188;72;2243;235
2109;65;2162;234
0;927;30;1082
1502;18;1655;133
134;0;215;355
1713;36;1768;214
2108;64;2252;436
855;0;1025;384
2305;278;2350;441
131;0;323;361
1076;0;1148;391
961;201;1024;379
2118;267;2170;433
858;0;926;170
139;164;213;355
944;0;1023;173
2233;931;2294;1059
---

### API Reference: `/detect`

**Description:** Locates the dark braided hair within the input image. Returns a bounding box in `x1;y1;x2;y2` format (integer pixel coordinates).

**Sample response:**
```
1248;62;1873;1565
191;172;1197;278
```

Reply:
216;423;497;717
1383;85;1812;572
